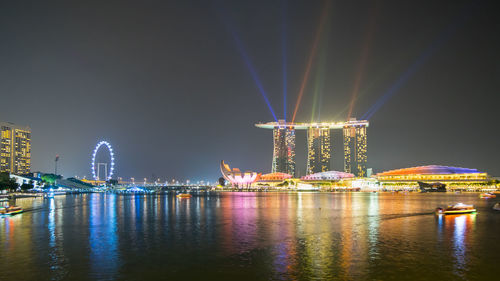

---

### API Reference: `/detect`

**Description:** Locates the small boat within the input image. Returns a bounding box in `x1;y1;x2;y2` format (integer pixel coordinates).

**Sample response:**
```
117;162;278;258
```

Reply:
418;182;446;192
436;203;476;215
176;193;192;199
480;193;496;199
0;206;23;216
493;203;500;211
296;183;320;191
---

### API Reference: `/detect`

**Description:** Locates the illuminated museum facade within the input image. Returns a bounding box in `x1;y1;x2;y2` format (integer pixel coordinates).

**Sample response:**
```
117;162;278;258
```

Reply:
220;160;261;188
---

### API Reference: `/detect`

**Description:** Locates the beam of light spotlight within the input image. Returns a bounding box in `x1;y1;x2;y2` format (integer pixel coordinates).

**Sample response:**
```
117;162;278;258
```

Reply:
310;17;331;123
311;69;326;122
362;2;479;120
347;1;379;120
214;1;278;122
282;0;288;121
292;0;331;123
332;48;418;121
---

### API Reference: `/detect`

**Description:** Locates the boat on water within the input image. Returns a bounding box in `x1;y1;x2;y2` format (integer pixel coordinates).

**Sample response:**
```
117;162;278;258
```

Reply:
435;203;476;215
480;193;496;199
176;193;192;198
493;203;500;211
296;183;320;191
0;206;23;216
418;182;446;192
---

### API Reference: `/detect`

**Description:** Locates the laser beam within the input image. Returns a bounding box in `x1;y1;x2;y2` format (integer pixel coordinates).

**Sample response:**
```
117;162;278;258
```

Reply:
347;1;379;120
362;2;478;120
332;48;418;121
310;18;331;123
214;1;278;122
282;0;288;121
291;0;331;123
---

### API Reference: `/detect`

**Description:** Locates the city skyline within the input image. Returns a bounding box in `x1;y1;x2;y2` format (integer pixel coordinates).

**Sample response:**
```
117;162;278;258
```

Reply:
0;1;499;180
2;2;500;280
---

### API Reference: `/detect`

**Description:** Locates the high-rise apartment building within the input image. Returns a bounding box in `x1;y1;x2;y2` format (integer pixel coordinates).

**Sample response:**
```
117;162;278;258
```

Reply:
343;125;367;177
272;120;296;176
0;122;31;174
306;127;331;175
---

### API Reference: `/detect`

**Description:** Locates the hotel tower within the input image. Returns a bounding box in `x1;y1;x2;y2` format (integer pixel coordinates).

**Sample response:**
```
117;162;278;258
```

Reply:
0;122;31;175
272;120;296;177
257;119;368;177
343;124;367;177
306;127;331;175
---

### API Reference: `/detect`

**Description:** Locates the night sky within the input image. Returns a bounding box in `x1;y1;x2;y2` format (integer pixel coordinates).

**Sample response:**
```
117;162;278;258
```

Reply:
1;0;499;181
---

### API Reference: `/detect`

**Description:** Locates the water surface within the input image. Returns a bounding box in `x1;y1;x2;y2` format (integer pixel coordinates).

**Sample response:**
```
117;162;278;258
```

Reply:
1;192;499;280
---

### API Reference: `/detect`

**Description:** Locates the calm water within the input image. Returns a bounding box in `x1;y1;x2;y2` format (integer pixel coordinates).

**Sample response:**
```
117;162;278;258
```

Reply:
1;192;499;281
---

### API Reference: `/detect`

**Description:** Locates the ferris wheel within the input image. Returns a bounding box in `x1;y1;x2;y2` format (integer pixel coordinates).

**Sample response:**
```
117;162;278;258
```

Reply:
91;141;115;181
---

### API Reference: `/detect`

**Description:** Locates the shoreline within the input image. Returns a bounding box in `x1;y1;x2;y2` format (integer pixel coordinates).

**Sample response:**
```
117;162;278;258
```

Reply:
1;189;497;198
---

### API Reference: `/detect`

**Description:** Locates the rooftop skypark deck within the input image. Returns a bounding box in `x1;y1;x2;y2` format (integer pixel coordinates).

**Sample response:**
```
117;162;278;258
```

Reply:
255;119;369;129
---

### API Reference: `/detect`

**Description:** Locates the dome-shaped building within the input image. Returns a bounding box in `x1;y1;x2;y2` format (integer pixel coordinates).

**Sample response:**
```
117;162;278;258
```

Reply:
375;165;490;190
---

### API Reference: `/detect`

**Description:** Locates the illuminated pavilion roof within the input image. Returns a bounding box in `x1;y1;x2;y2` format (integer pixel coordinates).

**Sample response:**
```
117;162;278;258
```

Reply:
376;165;484;176
260;172;293;181
255;119;369;130
301;171;355;181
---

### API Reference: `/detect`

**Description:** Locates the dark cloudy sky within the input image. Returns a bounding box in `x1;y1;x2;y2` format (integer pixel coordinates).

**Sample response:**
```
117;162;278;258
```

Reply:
1;0;499;181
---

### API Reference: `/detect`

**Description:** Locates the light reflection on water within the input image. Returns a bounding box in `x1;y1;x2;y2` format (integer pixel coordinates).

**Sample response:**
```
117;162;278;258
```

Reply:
89;194;119;280
0;192;499;280
47;197;67;280
453;215;467;272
